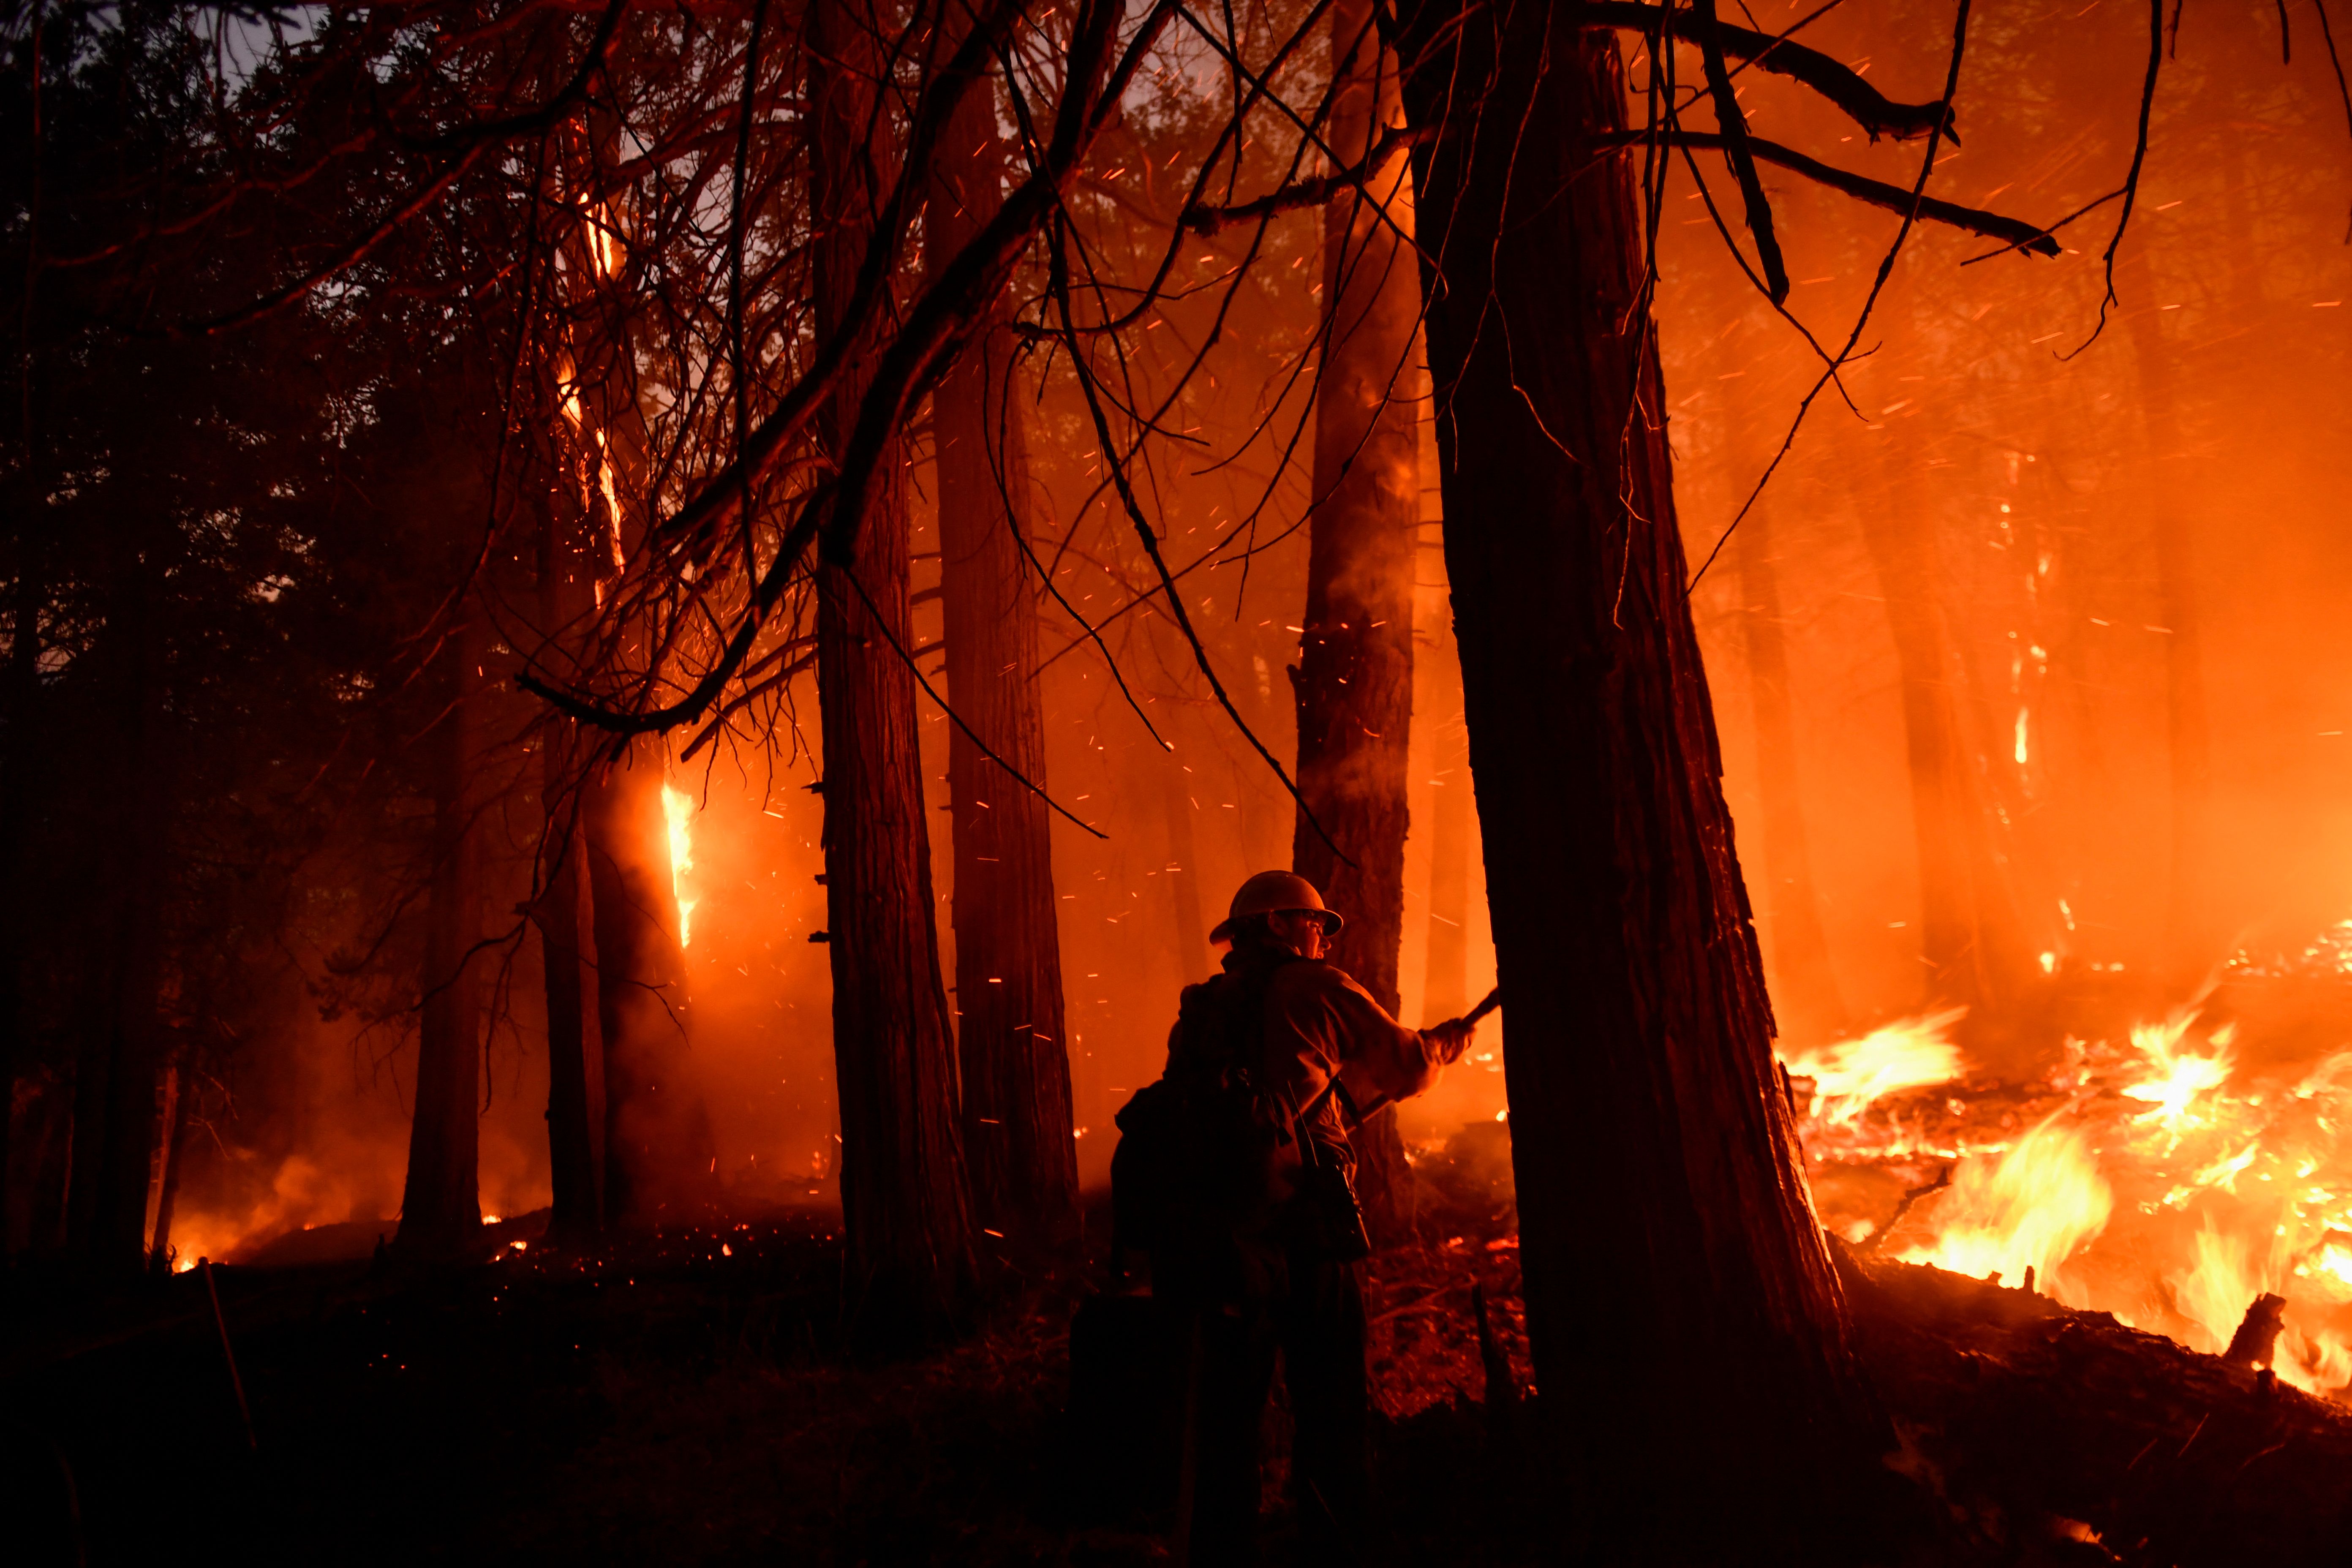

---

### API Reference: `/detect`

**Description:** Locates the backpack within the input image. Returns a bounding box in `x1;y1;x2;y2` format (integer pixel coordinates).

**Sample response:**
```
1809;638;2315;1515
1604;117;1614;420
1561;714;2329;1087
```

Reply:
1109;953;1296;1273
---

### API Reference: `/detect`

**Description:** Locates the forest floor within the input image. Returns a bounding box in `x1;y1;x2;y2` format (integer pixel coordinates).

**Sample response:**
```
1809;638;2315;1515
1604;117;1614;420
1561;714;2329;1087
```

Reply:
7;1118;2352;1568
0;1133;1535;1568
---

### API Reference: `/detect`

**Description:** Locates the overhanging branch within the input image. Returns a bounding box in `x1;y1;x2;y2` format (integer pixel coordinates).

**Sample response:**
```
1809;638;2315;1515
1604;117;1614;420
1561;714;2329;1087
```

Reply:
1575;1;1956;142
1593;131;2057;255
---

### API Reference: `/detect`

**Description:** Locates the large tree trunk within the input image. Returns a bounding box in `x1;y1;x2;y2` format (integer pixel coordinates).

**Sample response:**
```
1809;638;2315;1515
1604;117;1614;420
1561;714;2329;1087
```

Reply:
1397;7;1881;1553
560;127;717;1229
925;18;1079;1249
810;0;975;1337
2118;249;2212;991
1293;0;1424;1243
69;560;168;1275
1862;430;2023;1013
0;489;43;1267
536;454;603;1245
584;740;708;1224
393;629;485;1260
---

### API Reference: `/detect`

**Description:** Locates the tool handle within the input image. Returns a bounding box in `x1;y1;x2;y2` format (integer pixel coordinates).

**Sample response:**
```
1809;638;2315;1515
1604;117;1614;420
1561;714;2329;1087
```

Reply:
1462;985;1503;1027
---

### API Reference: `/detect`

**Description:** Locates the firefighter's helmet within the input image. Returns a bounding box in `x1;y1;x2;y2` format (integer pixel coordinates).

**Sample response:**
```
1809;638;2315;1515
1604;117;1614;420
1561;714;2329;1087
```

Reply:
1209;869;1343;945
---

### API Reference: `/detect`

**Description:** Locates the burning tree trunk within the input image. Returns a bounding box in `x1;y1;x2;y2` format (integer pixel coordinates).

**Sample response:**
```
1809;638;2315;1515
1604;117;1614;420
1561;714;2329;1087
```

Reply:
393;626;485;1260
1397;6;1881;1551
562;127;716;1229
1293;0;1424;1241
925;22;1080;1249
809;0;975;1334
583;741;707;1225
2118;248;2213;991
1862;428;2024;1014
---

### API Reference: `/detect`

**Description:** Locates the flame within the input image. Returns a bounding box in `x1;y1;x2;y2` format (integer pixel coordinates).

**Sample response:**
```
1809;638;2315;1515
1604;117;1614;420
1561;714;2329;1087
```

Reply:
1898;1113;2113;1295
662;783;697;947
1800;961;2352;1402
1781;1007;1968;1128
2121;1012;2234;1135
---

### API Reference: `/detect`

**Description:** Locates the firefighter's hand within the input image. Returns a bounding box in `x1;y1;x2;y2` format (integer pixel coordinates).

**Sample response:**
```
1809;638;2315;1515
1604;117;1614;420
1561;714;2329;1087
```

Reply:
1423;1017;1477;1065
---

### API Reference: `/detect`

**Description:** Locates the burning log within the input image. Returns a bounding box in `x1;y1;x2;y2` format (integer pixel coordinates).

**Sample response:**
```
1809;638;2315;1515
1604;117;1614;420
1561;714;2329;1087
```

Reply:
1843;1250;2352;1564
2225;1293;2289;1369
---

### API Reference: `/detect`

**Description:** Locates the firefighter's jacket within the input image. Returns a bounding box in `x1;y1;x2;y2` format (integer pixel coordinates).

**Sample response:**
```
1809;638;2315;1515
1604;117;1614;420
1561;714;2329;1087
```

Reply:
1138;940;1448;1279
1164;945;1447;1206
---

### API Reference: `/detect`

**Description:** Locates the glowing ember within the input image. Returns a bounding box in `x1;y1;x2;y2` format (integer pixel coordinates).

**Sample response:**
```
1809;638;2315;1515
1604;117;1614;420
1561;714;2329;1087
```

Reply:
662;783;697;947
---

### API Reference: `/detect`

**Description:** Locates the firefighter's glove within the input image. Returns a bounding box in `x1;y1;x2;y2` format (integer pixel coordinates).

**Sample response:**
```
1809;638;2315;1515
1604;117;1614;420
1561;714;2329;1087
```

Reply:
1422;1017;1478;1066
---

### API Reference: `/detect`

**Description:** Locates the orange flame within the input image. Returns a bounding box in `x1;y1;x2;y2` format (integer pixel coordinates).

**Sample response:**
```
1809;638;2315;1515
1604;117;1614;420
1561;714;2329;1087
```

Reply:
1782;1007;1968;1128
662;783;697;947
1898;1113;2113;1296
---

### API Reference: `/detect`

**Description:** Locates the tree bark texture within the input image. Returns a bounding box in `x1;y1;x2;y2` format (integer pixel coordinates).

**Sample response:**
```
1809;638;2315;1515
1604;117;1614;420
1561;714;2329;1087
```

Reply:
394;628;485;1259
811;0;976;1335
2118;250;2213;991
1733;497;1846;1038
1862;431;2025;1014
1397;7;1881;1553
1293;0;1425;1244
925;24;1080;1248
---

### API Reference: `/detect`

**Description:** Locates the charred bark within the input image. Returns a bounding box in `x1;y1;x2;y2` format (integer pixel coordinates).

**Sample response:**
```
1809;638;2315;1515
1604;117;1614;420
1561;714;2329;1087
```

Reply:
1293;0;1424;1244
392;627;485;1260
810;0;976;1337
1398;5;1882;1553
926;18;1079;1249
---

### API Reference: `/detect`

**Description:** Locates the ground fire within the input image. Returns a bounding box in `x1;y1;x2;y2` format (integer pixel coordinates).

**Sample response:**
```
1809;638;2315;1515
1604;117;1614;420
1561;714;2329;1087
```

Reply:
11;1;2352;1564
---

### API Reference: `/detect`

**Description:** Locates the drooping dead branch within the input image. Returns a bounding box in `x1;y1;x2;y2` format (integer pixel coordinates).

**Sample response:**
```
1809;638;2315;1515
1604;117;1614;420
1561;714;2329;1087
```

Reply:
1691;0;1791;302
1574;1;1956;142
1179;121;1435;234
1593;130;2057;254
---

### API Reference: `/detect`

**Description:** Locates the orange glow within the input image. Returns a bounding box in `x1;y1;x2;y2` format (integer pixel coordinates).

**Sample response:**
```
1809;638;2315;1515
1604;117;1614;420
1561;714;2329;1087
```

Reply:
663;783;697;947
